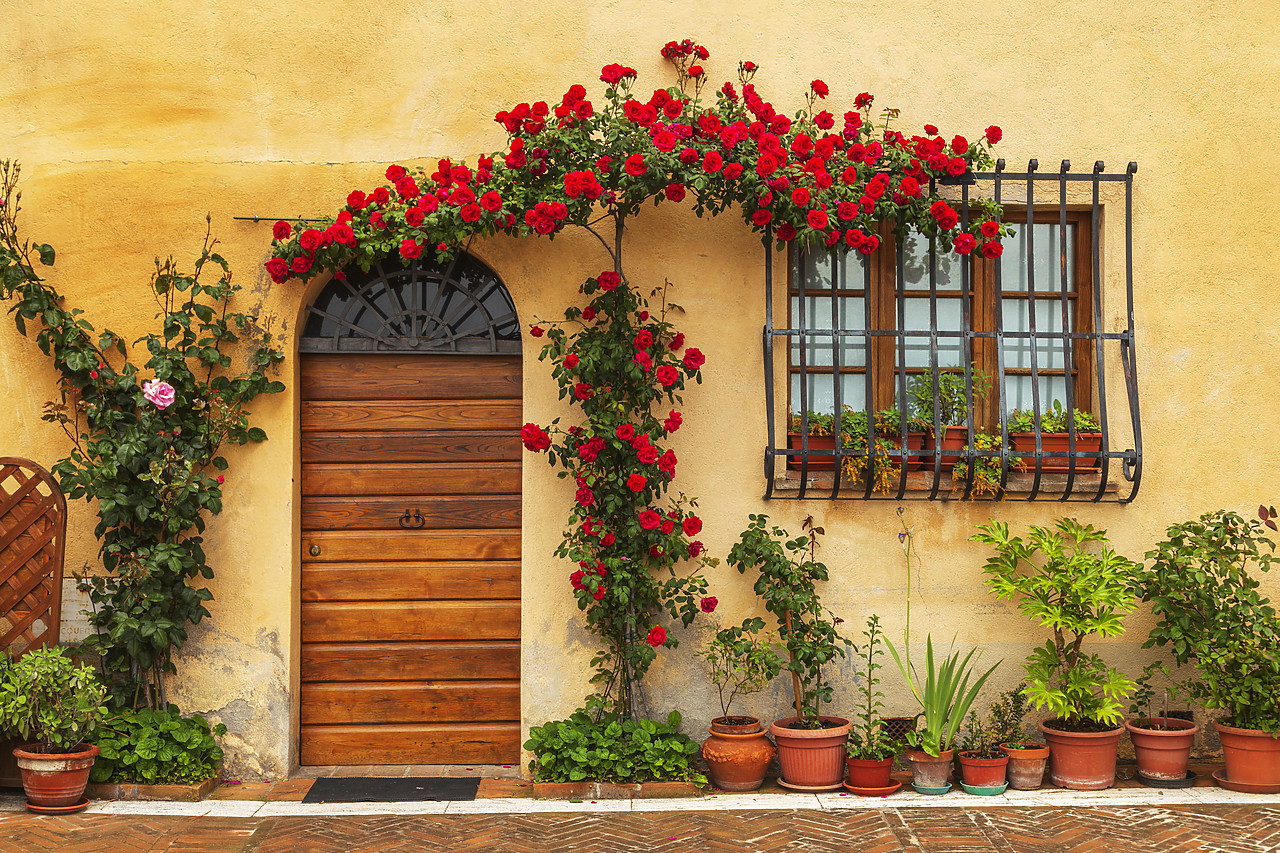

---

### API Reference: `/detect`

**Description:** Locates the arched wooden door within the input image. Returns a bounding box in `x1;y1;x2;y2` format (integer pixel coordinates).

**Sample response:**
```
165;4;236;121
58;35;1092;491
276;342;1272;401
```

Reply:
298;254;522;765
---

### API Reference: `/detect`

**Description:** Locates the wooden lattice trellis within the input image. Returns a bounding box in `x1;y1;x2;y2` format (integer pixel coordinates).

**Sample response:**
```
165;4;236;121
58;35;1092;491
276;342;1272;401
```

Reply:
0;457;65;656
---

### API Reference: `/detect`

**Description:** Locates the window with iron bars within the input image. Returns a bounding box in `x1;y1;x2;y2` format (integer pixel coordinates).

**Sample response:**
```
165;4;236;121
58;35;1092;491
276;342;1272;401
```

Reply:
762;160;1141;502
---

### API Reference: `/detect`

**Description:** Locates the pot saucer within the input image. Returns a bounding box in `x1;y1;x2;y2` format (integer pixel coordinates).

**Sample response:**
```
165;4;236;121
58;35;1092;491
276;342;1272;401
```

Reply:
960;781;1008;796
25;797;90;815
911;782;952;795
843;780;902;797
1212;768;1280;794
1139;771;1197;789
777;778;845;792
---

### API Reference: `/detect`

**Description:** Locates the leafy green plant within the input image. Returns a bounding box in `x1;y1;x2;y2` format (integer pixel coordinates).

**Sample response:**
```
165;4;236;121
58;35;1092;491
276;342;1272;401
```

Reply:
0;647;108;752
907;368;991;427
972;517;1138;728
1008;400;1101;433
524;710;705;784
701;619;783;723
846;614;902;761
88;705;226;784
1129;506;1280;733
887;634;1000;756
727;515;852;727
789;410;835;436
951;430;1019;498
0;161;285;710
960;682;1032;756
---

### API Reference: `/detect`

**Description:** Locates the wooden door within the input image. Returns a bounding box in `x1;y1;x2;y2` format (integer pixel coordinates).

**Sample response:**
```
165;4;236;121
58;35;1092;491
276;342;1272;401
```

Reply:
299;353;522;765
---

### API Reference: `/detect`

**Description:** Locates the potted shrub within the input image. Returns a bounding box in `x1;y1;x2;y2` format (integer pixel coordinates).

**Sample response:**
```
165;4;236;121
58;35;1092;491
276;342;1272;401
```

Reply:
956;710;1010;792
972;517;1139;790
727;514;852;790
875;406;930;472
886;634;1000;792
907;368;991;470
844;614;903;793
1129;506;1280;792
1124;671;1199;784
984;682;1050;790
1008;400;1102;471
698;619;782;791
787;410;836;470
0;647;108;812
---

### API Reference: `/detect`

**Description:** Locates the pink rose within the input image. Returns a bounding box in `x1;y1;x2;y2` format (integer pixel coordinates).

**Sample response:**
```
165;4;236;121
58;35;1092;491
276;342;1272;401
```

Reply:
142;379;175;410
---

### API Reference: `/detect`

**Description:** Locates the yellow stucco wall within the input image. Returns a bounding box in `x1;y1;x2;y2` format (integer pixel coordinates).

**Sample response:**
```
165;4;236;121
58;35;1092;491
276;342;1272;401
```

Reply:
3;1;1279;778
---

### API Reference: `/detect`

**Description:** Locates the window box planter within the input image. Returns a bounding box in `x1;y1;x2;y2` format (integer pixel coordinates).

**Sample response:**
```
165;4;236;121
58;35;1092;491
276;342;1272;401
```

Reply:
1010;432;1101;471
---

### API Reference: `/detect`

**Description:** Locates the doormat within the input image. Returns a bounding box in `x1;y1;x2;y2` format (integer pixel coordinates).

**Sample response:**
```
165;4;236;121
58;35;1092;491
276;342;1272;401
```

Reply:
303;776;482;803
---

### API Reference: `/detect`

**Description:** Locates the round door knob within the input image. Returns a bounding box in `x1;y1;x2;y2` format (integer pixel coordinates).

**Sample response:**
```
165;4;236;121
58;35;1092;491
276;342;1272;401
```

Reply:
309;544;321;557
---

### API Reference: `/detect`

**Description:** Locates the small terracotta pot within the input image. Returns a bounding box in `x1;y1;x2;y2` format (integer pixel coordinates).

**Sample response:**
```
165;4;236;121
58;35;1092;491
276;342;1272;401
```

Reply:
1000;741;1050;790
13;743;99;811
770;716;851;789
1125;717;1199;781
846;756;894;789
1213;720;1280;788
904;748;954;788
958;751;1009;788
702;719;775;792
1039;720;1124;790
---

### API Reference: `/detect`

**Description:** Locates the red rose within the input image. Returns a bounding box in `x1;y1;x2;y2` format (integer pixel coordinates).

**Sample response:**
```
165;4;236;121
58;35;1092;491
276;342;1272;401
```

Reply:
592;585;606;601
633;351;652;371
665;183;686;202
981;220;1001;238
682;347;705;370
810;79;829;98
347;190;369;211
688;540;704;558
598;271;620;291
386;164;407;182
954;233;976;254
265;257;289;283
272;220;292;241
668;332;685;351
946;157;967;177
399;239;422;260
520;422;551;452
660;518;675;534
291;255;312;275
299;229;322;253
625;154;647;176
777;224;797;241
951;135;969;155
723;163;744;179
750;209;773;226
663;410;682;432
570;570;586;591
616;423;636;441
529;325;544;337
480;191;502;212
807;209;829;231
637;444;658;464
855;92;874;109
924;124;939;136
815;110;835;130
703;151;723;172
639;509;661;530
460;203;482;222
900;176;921;198
683;516;703;536
646;626;666;647
985;125;1002;144
405;208;425;227
634;330;654;350
700;596;718;614
836;201;857;221
575;486;595;506
602;532;615;546
574;382;594;400
371;186;390;204
564;353;579;368
791;188;810;206
654;365;678;387
981;241;1004;258
582;306;597;320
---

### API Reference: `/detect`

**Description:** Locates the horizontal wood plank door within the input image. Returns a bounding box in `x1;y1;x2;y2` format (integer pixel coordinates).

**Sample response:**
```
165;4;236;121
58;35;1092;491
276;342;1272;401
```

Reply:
299;353;521;765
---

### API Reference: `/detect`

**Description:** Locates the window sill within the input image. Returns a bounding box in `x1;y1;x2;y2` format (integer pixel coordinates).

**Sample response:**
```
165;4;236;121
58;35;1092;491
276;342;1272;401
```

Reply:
771;468;1120;500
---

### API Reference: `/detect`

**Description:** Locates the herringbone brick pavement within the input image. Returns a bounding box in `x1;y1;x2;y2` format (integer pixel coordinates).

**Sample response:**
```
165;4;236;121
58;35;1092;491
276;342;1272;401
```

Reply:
2;806;1280;852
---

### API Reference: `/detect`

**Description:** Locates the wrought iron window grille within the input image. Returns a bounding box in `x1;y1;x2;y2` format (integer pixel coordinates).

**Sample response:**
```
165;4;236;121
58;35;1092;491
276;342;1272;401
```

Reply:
762;160;1141;502
300;253;519;354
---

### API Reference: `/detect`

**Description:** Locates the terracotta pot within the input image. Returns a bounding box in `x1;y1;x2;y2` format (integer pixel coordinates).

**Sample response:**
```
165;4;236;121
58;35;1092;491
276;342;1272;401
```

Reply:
888;432;928;471
770;716;851;789
958;751;1009;788
710;717;764;735
1213;720;1280;788
702;719;775;792
13;743;99;811
1000;741;1050;790
1038;720;1124;790
786;434;837;470
923;426;967;470
845;756;894;789
1125;717;1199;781
1011;432;1101;471
904;748;954;788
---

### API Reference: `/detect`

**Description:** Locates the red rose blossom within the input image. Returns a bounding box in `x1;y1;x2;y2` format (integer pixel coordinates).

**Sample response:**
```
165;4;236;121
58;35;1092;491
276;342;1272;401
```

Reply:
810;79;829;98
981;220;1001;238
985;125;1002;144
700;596;718;614
265;258;289;283
646;626;666;647
598;271;620;291
683;516;702;536
574;382;594;400
529;325;544;337
617;423;636;441
981;241;1004;258
639;509;661;530
954;233;976;254
663;410;682;432
624;154;647;176
272;220;292;241
656;365;678;387
682;348;705;370
291;255;312;274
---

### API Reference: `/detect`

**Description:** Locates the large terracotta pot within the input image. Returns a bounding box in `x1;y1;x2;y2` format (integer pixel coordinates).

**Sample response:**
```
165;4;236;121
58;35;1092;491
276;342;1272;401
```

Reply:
958;751;1009;788
1213;720;1280;788
1011;432;1102;470
770;716;851;790
904;748;954;788
1125;717;1199;781
845;756;894;789
1000;741;1050;790
1038;720;1124;790
13;743;99;812
701;718;776;792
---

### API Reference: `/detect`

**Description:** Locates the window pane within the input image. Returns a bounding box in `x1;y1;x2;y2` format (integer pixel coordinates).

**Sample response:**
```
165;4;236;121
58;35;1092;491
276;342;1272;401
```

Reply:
1001;299;1072;371
790;296;865;367
900;298;963;368
799;249;868;293
1003;374;1068;413
1001;223;1075;293
791;372;866;415
901;231;963;291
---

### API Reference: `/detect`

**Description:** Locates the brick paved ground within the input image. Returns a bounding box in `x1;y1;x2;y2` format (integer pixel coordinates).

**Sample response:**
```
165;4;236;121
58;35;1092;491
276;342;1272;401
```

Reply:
3;806;1280;852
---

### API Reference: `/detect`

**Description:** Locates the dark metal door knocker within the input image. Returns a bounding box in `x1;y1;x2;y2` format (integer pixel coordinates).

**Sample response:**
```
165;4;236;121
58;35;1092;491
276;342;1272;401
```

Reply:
398;508;425;529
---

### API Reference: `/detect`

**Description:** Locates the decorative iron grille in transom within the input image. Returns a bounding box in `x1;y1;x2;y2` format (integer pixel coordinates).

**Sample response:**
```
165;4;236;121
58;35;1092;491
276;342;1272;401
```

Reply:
301;253;520;353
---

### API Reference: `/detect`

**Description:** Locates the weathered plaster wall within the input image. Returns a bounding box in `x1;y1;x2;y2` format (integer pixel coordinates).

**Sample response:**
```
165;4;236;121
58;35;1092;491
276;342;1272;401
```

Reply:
3;1;1279;777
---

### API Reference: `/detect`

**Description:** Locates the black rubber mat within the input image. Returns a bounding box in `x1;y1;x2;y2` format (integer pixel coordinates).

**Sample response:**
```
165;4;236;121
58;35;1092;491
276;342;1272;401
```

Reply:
303;776;482;802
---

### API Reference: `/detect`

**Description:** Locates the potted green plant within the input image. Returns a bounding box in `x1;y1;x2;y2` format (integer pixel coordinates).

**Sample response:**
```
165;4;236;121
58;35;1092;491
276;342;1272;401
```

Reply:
1129;506;1280;792
1008;400;1102;471
787;410;836;470
844;614;904;793
984;682;1049;790
0;647;108;812
875;407;931;471
698;619;782;791
956;708;1010;792
886;634;1000;791
727;514;852;790
908;368;991;470
1124;669;1199;784
972;517;1139;790
951;430;1019;498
